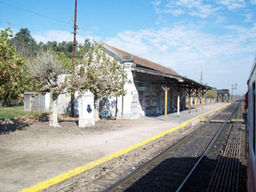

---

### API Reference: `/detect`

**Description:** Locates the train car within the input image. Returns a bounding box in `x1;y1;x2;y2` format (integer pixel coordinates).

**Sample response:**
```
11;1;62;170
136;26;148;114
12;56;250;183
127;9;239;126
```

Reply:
246;56;256;192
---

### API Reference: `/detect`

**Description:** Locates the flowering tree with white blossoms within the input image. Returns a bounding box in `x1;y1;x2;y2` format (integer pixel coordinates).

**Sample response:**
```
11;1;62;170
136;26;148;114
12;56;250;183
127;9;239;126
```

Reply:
29;41;127;127
28;51;67;127
69;42;128;120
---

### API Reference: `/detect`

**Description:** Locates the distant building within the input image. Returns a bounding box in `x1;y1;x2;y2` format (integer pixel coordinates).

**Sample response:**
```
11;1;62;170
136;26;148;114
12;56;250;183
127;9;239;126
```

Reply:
100;44;211;118
217;89;230;102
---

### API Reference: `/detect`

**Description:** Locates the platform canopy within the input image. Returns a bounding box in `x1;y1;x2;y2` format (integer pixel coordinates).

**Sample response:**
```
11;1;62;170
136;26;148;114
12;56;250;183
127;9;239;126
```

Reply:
180;77;212;94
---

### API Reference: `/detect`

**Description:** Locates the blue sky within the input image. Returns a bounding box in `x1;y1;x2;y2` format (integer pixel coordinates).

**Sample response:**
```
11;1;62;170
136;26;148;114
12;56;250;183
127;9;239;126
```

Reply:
1;0;256;95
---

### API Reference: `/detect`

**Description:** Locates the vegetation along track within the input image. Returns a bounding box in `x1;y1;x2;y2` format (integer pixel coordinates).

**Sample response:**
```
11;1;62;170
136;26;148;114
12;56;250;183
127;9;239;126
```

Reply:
103;102;242;192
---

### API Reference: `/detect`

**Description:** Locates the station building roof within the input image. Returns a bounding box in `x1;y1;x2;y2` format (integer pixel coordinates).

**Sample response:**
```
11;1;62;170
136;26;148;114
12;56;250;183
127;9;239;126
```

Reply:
103;43;180;76
102;43;212;91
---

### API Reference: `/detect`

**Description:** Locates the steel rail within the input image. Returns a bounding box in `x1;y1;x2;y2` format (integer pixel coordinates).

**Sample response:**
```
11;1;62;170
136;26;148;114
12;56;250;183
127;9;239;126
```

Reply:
103;127;198;192
175;103;239;192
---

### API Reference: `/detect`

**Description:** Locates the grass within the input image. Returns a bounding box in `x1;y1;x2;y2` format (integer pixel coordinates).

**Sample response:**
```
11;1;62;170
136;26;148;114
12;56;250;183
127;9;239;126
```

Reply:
0;106;43;119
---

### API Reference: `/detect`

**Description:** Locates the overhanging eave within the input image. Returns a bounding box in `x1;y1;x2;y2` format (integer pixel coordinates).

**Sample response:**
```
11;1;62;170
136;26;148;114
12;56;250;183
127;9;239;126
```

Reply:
132;67;184;83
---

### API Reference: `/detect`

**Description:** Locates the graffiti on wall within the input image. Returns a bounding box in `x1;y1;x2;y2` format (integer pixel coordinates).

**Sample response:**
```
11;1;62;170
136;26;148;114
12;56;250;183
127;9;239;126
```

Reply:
99;97;117;118
131;91;138;118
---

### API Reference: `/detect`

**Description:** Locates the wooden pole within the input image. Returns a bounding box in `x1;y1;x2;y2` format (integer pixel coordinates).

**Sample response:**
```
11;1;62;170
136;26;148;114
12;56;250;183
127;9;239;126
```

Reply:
165;90;167;118
73;0;77;59
162;87;169;119
71;0;78;117
177;93;180;117
189;92;191;113
202;93;204;110
196;92;198;112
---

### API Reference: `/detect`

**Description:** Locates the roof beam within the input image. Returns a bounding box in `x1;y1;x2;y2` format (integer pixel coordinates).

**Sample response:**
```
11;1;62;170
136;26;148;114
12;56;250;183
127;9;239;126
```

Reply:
132;67;183;82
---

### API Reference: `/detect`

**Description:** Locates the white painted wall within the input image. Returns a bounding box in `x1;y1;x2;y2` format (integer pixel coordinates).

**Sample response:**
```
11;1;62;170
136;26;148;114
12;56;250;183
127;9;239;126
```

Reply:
78;90;95;127
122;62;144;118
57;93;71;114
45;93;50;112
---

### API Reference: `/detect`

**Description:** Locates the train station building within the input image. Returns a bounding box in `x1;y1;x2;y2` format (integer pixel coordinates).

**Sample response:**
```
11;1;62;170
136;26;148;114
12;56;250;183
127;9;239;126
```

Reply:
24;44;212;120
100;44;211;119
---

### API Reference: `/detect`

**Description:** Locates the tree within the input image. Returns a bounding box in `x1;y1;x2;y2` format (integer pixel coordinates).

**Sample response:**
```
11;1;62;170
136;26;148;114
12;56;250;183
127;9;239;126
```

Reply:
206;88;217;103
56;41;73;58
41;39;91;60
206;88;217;99
78;39;92;57
28;51;67;127
11;28;39;58
69;42;127;120
0;28;28;106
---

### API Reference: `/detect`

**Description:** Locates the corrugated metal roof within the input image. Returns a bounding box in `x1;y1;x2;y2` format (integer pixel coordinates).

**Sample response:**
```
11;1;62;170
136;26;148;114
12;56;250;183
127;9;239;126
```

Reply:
103;43;180;77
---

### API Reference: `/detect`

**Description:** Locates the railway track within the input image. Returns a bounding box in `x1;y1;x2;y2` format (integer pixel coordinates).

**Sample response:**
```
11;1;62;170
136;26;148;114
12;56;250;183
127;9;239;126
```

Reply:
103;102;242;192
207;123;241;192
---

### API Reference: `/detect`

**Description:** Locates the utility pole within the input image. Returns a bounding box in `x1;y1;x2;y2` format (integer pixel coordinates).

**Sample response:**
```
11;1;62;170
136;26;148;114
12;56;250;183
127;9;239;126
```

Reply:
200;71;203;84
200;71;203;109
73;0;77;58
71;0;77;117
231;83;237;102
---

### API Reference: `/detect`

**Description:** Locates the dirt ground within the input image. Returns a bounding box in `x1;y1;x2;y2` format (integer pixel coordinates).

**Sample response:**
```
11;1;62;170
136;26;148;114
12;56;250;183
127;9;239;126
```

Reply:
0;103;223;192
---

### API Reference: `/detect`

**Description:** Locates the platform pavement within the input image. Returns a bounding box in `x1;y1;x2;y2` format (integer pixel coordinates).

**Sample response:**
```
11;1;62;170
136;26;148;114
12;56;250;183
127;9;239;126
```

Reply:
144;103;225;123
0;102;228;192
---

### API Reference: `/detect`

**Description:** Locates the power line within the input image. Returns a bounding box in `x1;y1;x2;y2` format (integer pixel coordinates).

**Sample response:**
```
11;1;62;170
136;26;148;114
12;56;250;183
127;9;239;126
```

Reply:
0;1;95;43
0;1;76;43
200;71;203;84
0;1;72;25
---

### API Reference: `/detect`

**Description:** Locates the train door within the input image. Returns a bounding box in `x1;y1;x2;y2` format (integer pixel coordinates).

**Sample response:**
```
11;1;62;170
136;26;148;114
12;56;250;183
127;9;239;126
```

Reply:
253;82;256;155
251;82;256;192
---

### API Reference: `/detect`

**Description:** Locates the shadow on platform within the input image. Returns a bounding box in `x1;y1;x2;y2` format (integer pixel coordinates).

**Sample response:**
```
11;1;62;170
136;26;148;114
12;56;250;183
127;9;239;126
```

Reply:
0;119;29;135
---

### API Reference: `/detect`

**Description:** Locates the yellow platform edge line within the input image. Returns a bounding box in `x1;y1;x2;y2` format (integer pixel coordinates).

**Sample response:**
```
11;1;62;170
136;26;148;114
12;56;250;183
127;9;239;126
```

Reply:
20;103;230;192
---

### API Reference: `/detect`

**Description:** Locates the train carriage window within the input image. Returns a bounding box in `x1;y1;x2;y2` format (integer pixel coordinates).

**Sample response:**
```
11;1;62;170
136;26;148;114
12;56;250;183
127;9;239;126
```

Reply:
253;82;256;154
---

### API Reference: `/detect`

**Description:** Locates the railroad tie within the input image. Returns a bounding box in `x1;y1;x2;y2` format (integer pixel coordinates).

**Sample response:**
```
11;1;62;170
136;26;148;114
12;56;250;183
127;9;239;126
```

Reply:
207;124;241;192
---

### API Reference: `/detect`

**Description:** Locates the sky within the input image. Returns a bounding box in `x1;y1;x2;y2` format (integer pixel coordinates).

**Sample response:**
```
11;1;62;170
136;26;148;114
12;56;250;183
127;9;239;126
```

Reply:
1;0;256;95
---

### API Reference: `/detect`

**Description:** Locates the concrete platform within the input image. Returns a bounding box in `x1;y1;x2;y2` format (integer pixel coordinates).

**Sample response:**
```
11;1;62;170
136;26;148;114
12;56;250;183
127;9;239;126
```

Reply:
0;103;228;192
